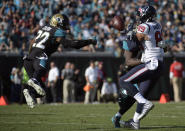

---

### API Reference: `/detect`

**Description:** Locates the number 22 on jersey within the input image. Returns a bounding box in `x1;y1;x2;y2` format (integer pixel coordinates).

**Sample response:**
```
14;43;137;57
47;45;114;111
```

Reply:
32;30;50;49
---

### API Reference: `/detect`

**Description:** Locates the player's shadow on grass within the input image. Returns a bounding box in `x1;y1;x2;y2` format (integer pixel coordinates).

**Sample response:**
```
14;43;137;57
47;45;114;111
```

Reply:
141;125;185;130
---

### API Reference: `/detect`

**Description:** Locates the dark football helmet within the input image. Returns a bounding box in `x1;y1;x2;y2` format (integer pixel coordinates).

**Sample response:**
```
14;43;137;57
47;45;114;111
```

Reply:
137;5;156;23
50;14;70;30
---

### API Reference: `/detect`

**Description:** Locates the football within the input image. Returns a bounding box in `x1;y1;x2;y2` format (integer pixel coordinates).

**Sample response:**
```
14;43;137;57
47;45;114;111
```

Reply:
112;16;124;31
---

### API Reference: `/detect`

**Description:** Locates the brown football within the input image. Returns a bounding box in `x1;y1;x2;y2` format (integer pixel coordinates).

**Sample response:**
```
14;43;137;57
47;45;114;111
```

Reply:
112;16;124;31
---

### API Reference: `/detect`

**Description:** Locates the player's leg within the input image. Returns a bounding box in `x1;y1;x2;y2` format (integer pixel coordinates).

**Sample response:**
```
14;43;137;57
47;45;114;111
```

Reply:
23;59;36;108
120;62;163;129
121;80;158;129
123;81;156;130
139;76;160;97
135;67;163;121
113;76;160;128
119;64;153;129
27;58;47;96
112;94;135;128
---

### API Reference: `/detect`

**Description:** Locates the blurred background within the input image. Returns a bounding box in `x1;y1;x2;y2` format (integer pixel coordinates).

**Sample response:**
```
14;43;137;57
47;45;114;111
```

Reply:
0;0;184;105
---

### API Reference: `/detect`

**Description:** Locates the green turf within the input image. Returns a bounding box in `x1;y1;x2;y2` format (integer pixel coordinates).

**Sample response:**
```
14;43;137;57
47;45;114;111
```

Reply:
0;102;185;131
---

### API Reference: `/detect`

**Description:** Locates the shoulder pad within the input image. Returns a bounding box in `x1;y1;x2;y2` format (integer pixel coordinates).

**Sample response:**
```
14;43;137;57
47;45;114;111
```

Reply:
122;41;129;50
54;29;66;37
122;39;139;51
136;24;149;34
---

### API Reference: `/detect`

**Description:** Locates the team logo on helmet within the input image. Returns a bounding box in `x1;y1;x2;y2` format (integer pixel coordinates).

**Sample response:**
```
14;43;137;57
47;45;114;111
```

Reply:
137;5;156;23
56;17;63;23
50;14;70;30
138;8;143;16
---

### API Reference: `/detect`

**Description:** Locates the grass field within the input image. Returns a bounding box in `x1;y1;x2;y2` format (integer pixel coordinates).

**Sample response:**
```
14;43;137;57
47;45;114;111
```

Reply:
0;102;185;131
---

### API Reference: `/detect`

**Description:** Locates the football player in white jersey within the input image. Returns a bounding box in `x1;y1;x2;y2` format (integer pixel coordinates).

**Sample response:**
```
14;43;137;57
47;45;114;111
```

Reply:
114;5;165;129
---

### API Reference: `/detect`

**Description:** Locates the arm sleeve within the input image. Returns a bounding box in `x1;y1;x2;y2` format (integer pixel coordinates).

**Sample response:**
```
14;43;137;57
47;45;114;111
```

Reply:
61;39;94;49
54;29;65;37
122;40;129;50
122;39;139;51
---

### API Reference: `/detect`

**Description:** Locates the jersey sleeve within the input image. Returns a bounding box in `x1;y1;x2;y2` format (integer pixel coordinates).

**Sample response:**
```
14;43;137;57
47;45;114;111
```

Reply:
122;41;129;50
136;24;149;35
54;29;66;37
122;39;139;51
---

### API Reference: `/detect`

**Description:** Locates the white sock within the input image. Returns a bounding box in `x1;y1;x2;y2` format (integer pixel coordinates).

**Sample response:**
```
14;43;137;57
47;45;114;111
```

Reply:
134;93;147;103
133;112;140;122
115;112;122;117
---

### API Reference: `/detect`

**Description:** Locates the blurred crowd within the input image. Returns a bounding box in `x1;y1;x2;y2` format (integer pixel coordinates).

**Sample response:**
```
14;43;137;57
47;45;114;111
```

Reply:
9;61;119;104
0;0;184;55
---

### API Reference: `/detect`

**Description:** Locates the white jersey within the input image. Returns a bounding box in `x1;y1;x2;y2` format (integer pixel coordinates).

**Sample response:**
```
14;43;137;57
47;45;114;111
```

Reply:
137;21;164;63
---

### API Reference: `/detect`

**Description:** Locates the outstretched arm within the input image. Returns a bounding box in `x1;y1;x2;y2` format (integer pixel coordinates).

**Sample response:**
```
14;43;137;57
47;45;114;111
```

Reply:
124;50;141;66
56;37;96;49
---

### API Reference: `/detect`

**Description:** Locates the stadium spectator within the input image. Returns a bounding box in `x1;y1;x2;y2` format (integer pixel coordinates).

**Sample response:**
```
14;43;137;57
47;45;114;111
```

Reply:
105;35;116;53
72;64;82;101
96;61;106;102
0;0;184;105
61;62;75;103
0;0;183;55
84;61;98;104
117;64;125;82
171;42;184;52
19;67;29;104
101;77;118;103
169;57;185;102
10;67;22;103
48;62;59;103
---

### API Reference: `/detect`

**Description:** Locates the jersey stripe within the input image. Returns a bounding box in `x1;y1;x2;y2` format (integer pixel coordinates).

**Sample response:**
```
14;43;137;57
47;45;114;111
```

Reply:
124;67;148;82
